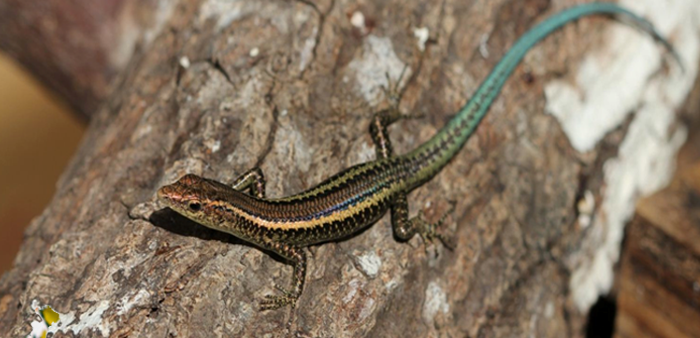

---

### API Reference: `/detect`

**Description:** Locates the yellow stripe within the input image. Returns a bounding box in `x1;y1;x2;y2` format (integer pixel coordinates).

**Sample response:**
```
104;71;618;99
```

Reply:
232;187;395;230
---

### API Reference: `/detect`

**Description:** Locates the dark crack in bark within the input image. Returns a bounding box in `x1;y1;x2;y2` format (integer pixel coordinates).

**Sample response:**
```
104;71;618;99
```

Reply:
296;0;335;78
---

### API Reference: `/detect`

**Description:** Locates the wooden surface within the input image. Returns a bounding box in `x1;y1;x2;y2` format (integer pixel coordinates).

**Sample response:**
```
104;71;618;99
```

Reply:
0;0;696;337
615;84;700;338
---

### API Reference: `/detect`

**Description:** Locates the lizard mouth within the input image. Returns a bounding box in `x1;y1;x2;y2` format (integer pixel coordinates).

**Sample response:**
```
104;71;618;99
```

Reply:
157;185;182;207
156;183;204;214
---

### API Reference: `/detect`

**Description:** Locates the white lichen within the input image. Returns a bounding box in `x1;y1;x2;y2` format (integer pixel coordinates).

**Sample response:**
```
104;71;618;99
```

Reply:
343;279;362;304
348;35;409;105
179;56;190;69
47;300;111;337
299;28;318;72
576;190;595;228
541;0;700;312
117;289;150;315
413;27;429;51
199;0;246;29
356;251;382;278
351;11;366;34
422;281;449;325
479;33;490;58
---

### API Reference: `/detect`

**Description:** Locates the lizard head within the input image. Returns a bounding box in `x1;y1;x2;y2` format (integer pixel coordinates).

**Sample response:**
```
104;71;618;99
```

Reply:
157;174;219;224
158;174;253;237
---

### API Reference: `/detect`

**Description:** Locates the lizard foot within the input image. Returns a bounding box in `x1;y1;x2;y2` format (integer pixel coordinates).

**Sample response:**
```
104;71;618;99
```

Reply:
259;286;298;311
413;206;456;255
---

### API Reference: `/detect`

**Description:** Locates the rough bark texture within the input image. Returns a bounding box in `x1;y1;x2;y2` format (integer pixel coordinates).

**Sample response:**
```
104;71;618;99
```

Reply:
0;0;173;119
0;0;698;337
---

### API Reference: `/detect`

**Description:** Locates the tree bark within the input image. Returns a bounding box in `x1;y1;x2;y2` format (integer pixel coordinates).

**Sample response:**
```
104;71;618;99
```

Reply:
1;0;699;337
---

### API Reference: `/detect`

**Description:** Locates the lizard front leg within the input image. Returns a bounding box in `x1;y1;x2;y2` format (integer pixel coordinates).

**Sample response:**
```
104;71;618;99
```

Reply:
258;241;307;310
231;167;266;198
369;65;420;160
232;169;306;311
369;108;402;159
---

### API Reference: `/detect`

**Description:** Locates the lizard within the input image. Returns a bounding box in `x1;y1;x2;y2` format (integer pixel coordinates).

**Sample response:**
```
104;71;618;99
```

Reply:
157;2;681;310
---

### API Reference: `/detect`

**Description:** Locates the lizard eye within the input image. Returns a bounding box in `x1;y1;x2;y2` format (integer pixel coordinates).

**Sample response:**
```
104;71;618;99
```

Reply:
188;202;202;211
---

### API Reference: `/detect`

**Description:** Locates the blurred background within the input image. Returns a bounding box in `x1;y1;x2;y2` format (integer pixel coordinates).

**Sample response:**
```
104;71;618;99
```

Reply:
0;53;84;274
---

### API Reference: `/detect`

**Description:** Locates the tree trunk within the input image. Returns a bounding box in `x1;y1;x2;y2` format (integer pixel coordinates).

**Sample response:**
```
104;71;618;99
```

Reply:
1;0;699;337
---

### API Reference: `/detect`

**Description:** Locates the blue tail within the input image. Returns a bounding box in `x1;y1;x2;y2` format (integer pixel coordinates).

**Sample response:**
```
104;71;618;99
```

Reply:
405;2;682;187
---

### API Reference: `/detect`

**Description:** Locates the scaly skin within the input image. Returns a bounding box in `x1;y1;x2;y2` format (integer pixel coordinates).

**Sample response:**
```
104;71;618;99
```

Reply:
157;3;681;310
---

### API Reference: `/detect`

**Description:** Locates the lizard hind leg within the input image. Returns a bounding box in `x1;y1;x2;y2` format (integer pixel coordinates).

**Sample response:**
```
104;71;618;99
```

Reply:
390;195;455;254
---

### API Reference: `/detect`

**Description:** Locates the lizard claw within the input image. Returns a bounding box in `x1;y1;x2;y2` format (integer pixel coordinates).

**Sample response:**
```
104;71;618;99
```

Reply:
259;284;299;310
274;284;295;297
259;293;298;311
415;206;456;256
381;64;410;109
